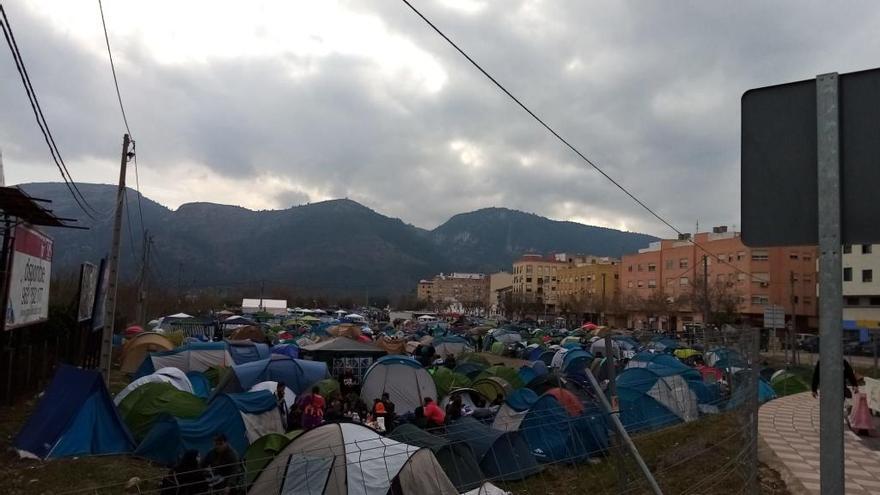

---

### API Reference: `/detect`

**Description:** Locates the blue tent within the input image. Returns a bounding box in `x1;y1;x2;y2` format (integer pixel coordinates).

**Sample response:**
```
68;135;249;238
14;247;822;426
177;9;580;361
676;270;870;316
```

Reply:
562;342;581;350
15;365;135;459
444;417;541;481
562;350;593;374
538;350;556;366
628;357;717;406
506;388;539;412
271;343;300;359
518;366;538;387
186;371;211;399
629;352;687;371
227;340;270;365
136;391;278;465
220;355;328;395
616;367;700;433
526;346;545;361
519;393;608;463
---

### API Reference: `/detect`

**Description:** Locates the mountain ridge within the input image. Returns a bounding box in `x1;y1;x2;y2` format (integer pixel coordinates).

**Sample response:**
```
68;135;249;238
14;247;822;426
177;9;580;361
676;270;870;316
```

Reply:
18;182;657;295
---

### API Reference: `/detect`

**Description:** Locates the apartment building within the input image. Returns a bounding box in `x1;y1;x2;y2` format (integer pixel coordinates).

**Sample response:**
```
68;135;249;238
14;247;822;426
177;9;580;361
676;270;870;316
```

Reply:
511;253;566;311
416;279;434;301
416;272;490;307
489;271;513;314
557;257;621;319
619;226;818;332
842;243;880;327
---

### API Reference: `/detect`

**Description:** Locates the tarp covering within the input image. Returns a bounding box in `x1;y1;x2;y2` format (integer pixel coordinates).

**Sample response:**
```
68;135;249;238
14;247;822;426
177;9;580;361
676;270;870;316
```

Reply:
15;365;135;459
135;342;234;379
445;417;541;481
222;356;329;395
120;332;174;374
118;382;206;441
135;391;282;465
361;355;437;414
114;367;193;405
388;423;484;491
227;340;271;365
251;423;457;495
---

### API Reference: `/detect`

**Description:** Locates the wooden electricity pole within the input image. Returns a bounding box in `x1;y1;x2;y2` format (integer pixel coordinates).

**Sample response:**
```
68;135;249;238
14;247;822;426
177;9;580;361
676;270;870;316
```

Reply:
135;230;152;327
99;134;131;384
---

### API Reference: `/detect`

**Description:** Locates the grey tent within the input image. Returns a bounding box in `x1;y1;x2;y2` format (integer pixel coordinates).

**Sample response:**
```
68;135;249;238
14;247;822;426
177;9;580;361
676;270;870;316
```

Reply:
444;417;541;481
250;422;456;495
389;423;484;491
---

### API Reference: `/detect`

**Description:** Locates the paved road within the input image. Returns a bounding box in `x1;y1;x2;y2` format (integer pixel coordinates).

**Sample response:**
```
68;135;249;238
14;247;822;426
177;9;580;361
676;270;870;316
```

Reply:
759;392;880;494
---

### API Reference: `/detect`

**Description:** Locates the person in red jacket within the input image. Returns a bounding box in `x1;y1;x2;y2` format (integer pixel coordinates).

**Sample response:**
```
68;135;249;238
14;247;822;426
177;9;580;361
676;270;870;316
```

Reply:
423;397;446;427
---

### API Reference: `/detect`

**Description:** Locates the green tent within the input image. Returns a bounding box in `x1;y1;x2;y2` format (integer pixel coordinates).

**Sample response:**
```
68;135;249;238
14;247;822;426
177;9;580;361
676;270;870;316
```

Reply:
203;366;231;388
118;382;206;441
313;378;340;397
431;367;472;398
770;370;809;397
458;353;490;367
388;424;483;492
490;341;505;355
244;431;302;488
472;376;512;401
477;365;524;389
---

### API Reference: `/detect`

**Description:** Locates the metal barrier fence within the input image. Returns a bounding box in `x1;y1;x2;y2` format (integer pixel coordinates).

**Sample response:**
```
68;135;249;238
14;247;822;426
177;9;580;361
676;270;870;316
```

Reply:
50;326;761;495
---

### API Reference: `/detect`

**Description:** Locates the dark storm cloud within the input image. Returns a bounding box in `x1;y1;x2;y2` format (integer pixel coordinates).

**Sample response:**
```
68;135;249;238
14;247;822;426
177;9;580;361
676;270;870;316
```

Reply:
3;1;880;236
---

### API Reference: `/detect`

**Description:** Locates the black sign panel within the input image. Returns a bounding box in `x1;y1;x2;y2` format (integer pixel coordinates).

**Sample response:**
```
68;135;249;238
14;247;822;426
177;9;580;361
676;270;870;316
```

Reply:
741;67;880;247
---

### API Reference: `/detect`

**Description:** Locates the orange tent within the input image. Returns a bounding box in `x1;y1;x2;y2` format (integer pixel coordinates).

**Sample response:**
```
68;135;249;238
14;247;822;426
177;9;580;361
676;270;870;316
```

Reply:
547;387;584;417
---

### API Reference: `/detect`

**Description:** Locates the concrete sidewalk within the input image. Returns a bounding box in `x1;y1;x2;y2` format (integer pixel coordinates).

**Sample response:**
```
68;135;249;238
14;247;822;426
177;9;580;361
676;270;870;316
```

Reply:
759;392;880;494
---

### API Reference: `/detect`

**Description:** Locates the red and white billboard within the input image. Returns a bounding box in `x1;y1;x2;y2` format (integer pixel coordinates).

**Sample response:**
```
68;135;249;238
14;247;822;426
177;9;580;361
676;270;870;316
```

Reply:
5;225;53;330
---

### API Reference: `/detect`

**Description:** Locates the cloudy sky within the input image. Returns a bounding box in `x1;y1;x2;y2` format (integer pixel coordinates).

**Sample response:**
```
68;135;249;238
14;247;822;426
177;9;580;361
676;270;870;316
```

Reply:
2;1;879;236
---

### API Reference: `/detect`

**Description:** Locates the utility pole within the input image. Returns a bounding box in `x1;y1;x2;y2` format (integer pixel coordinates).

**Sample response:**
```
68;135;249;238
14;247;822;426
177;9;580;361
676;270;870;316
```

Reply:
259;280;265;311
790;270;798;365
702;255;710;329
134;231;151;327
99;134;131;384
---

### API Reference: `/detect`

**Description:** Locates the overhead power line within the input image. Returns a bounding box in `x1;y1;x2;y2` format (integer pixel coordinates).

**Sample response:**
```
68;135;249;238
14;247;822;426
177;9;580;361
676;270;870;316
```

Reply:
0;3;103;220
398;0;766;282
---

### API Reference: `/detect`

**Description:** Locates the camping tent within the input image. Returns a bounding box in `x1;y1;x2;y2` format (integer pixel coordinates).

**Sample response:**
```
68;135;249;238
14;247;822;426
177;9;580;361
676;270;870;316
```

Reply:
445;416;542;481
389;424;484;491
271;343;299;359
627;352;687;371
120;332;174;374
117;382;206;441
301;337;386;381
769;370;810;396
432;366;473;397
219;355;329;395
616;367;699;433
136;390;284;465
229;326;269;343
250;381;296;410
518;389;608;463
243;431;302;488
439;388;489;412
454;362;488;380
472;376;513;402
492;388;539;432
251;422;457;495
114;367;193;405
134;341;235;379
227;340;271;364
477;366;525;389
433;336;473;357
376;336;406;355
15;365;135;459
562;350;593;374
360;355;437;414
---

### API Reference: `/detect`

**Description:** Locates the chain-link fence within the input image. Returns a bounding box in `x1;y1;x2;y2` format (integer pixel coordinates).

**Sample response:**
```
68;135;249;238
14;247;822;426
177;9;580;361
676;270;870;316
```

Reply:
51;326;761;495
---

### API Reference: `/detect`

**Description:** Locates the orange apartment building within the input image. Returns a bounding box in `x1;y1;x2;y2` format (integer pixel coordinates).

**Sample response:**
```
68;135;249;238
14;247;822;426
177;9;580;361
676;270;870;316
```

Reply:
619;226;818;332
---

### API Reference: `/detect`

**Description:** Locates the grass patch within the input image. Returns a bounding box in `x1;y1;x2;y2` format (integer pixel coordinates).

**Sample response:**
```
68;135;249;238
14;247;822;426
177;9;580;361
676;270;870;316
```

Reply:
0;369;166;494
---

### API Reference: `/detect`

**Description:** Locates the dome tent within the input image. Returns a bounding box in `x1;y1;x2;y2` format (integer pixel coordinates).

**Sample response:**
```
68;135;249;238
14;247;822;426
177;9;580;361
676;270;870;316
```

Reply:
217;355;329;396
114;367;193;405
388;423;484;492
117;382;206;441
445;416;542;481
120;332;174;374
518;388;608;464
251;422;457;495
616;367;699;433
226;339;271;364
492;388;539;432
243;431;302;489
472;376;512;402
360;355;437;414
134;341;234;379
432;366;472;398
433;335;473;357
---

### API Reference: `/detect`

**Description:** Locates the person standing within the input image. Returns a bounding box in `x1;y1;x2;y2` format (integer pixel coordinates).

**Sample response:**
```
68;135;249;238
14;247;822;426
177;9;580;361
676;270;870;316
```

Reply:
811;359;859;399
423;397;446;428
300;386;326;430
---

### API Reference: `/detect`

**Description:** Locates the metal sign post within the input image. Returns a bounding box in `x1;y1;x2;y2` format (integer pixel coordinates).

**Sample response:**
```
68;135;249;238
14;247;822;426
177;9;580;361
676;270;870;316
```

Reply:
816;72;844;495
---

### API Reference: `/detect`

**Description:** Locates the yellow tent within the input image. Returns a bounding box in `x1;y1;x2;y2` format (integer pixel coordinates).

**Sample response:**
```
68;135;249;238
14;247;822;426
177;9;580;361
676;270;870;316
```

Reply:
120;332;174;374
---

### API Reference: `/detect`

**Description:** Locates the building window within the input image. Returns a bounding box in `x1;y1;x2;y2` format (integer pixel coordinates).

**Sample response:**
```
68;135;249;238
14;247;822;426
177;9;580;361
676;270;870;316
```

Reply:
665;260;674;269
803;274;812;283
648;279;657;288
751;250;769;261
628;265;633;272
793;296;799;304
637;280;644;288
737;251;745;261
803;254;812;262
679;277;689;287
871;297;880;306
803;296;812;305
738;273;746;282
647;263;656;272
666;278;674;287
526;266;533;274
843;244;852;254
637;264;643;272
845;296;860;306
679;258;689;269
627;281;634;289
526;277;532;283
863;269;873;283
751;295;769;305
717;253;725;263
844;267;852;282
789;253;799;260
863;244;873;254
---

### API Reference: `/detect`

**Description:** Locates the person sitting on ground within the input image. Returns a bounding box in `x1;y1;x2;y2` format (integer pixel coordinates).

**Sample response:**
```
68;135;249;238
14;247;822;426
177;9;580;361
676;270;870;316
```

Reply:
812;359;859;399
160;449;208;495
287;403;303;431
412;406;428;429
445;394;463;422
423;397;446;428
200;434;242;493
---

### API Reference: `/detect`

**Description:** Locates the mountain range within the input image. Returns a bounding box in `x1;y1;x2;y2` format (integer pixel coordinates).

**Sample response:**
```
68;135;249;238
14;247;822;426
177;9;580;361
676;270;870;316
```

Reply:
20;183;657;296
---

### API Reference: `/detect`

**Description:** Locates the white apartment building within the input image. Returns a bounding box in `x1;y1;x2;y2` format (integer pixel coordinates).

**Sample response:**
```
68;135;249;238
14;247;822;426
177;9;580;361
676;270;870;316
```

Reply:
842;243;880;324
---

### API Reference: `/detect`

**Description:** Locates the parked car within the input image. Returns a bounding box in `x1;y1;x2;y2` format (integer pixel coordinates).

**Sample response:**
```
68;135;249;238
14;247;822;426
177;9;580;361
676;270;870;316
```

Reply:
800;336;820;353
